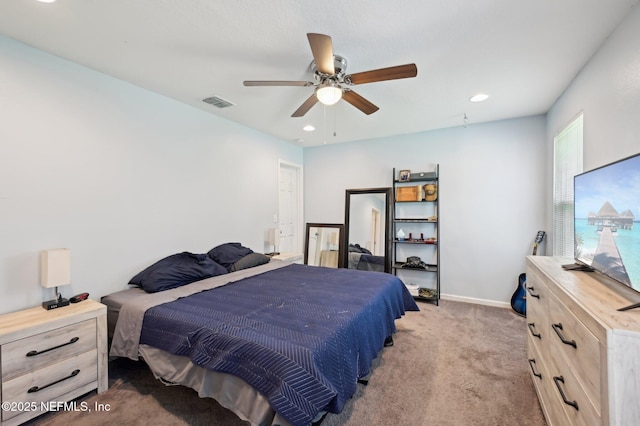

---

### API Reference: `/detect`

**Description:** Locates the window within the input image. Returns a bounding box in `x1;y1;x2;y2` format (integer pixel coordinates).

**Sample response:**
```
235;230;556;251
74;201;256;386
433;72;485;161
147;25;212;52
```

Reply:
553;113;583;257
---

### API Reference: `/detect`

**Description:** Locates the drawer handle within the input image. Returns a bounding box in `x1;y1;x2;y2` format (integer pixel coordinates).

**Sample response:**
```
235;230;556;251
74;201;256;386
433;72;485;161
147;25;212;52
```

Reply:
27;369;80;394
26;336;80;357
527;322;541;339
551;323;577;348
525;286;540;299
528;358;542;379
553;376;579;411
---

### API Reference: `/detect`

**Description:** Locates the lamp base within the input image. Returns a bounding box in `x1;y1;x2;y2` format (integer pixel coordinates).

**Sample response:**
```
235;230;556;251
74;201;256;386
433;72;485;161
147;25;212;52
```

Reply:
42;298;70;310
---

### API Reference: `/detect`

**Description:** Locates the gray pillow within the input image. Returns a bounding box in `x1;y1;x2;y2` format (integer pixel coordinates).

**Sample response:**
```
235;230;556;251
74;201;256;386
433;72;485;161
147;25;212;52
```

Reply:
229;252;271;272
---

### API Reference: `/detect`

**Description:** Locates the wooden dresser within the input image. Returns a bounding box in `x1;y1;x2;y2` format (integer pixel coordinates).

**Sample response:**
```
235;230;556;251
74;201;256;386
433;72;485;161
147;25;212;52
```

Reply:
526;256;640;426
0;300;107;426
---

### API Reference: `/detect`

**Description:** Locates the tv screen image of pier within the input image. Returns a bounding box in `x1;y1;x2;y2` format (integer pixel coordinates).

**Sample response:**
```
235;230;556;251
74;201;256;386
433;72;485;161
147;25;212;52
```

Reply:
574;153;640;291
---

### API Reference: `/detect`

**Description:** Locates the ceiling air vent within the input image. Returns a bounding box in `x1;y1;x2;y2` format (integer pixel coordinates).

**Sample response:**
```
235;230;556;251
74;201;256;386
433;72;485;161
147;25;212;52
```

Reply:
202;96;235;108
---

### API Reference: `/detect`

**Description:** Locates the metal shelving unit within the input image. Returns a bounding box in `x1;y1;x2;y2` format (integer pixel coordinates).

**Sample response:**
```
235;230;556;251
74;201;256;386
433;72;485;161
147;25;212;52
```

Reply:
392;166;440;305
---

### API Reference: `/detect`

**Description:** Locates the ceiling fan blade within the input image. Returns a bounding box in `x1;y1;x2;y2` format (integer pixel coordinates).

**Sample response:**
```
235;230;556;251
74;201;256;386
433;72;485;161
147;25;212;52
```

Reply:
307;33;335;75
291;93;319;117
243;80;313;87
342;90;379;115
347;63;417;85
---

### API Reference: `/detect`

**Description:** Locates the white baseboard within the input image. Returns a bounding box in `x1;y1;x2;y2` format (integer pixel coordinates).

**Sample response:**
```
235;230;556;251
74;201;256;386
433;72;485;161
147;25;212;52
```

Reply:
440;293;511;309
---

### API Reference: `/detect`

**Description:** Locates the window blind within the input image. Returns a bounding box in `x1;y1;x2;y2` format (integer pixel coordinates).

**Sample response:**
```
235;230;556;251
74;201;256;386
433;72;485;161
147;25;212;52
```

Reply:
553;114;583;257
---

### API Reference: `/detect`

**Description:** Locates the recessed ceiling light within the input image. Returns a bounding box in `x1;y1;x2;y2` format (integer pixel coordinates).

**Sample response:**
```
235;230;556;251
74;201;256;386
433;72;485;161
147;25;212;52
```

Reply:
36;0;57;3
469;93;489;103
303;125;315;132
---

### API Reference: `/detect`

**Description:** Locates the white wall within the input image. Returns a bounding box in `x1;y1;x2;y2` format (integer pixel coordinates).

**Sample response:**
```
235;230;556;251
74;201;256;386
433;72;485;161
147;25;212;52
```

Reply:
3;4;637;314
0;36;302;314
305;4;640;306
304;116;547;305
546;5;640;251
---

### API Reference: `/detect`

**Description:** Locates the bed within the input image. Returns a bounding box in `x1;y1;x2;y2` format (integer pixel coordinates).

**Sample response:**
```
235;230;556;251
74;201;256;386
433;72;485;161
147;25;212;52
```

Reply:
104;246;418;426
347;244;385;272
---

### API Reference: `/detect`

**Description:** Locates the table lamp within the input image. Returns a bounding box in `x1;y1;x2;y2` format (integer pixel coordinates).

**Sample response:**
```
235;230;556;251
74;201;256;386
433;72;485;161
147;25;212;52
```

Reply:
330;231;339;250
267;228;280;255
41;248;71;310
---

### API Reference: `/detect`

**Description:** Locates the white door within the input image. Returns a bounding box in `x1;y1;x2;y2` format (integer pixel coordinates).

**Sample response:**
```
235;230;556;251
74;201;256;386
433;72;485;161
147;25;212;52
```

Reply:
370;207;381;255
278;161;302;254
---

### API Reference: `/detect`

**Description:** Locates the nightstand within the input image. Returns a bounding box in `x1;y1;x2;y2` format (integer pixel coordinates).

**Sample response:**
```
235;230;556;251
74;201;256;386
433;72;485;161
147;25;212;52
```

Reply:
0;299;107;426
271;252;303;264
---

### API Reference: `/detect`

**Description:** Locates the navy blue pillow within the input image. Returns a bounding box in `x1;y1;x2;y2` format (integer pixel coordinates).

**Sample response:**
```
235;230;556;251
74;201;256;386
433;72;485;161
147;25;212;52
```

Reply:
207;243;254;270
129;252;228;293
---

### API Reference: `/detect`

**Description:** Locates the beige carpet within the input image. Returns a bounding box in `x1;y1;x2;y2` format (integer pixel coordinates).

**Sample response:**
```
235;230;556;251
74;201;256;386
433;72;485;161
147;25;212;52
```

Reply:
27;300;546;426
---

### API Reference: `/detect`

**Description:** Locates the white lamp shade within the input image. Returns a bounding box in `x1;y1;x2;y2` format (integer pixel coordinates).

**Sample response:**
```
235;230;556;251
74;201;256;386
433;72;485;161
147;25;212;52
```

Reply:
267;228;279;246
41;248;71;288
316;84;342;105
330;231;339;246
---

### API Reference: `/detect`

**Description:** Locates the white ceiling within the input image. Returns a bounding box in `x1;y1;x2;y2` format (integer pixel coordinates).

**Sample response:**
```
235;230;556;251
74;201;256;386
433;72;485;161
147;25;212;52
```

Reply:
0;0;637;146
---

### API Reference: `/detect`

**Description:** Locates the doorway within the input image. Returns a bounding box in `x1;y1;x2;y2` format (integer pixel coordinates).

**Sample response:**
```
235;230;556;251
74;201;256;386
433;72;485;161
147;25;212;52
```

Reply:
370;207;381;255
278;160;303;254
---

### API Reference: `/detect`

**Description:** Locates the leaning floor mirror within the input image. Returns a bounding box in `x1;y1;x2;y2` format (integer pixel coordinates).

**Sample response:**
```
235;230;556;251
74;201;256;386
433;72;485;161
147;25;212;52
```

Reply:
343;188;392;273
304;223;345;268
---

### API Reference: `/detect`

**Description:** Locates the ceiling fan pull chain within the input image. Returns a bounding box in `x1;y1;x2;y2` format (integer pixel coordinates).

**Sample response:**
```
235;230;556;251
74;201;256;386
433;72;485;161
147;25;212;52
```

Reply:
323;104;327;144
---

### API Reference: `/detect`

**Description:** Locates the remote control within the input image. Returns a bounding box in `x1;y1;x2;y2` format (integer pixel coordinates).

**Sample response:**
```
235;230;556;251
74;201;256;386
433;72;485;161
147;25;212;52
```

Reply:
70;292;89;303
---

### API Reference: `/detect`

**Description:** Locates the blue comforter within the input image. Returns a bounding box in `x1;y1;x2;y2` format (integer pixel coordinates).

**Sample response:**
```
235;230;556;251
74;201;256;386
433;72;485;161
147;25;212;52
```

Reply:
140;264;419;426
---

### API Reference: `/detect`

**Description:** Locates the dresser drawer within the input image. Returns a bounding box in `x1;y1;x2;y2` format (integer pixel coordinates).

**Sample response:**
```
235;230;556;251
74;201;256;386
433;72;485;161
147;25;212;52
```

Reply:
526;268;549;355
1;319;96;382
525;266;549;321
527;256;640;426
528;335;570;426
548;292;601;414
546;349;600;426
1;349;97;422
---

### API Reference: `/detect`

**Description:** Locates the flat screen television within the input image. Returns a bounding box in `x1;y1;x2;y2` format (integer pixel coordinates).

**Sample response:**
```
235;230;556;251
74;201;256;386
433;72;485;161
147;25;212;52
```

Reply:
572;152;640;311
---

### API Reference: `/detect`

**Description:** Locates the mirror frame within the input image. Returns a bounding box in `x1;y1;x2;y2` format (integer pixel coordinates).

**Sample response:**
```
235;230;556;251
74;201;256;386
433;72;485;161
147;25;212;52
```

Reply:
343;187;393;273
304;223;345;268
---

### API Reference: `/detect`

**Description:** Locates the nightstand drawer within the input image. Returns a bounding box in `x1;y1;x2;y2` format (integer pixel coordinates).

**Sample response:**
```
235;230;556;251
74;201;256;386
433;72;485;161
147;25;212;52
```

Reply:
1;349;97;422
1;319;96;382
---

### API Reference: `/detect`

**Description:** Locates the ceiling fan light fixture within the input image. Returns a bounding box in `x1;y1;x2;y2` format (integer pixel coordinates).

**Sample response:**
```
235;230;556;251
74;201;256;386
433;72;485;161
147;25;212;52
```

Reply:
316;83;342;106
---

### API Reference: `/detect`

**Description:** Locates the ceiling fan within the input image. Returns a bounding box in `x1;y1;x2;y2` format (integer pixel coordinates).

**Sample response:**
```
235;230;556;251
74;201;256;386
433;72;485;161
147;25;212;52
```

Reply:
243;33;418;117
